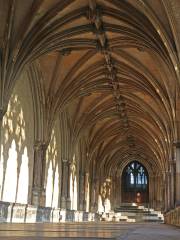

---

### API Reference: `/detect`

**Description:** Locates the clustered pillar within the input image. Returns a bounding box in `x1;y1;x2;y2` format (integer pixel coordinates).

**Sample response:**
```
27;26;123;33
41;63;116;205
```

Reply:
32;142;47;206
170;160;175;208
79;172;85;211
155;174;163;210
30;144;179;214
175;143;180;206
60;159;69;209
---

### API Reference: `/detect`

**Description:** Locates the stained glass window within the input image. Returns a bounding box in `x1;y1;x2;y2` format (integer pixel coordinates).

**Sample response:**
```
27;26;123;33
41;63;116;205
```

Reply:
122;161;148;191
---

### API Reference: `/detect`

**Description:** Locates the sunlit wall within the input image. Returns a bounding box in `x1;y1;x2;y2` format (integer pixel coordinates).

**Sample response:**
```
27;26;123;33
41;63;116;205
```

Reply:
0;72;34;204
98;195;104;213
69;153;77;210
86;177;90;212
98;180;112;213
45;119;61;208
70;170;78;210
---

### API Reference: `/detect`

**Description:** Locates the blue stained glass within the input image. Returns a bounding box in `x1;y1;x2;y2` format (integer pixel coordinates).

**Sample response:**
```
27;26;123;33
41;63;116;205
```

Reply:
124;161;148;190
138;173;141;184
130;173;134;184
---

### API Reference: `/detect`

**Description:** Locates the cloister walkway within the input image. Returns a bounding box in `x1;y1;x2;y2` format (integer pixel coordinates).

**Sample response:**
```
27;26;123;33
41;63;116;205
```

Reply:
0;222;179;240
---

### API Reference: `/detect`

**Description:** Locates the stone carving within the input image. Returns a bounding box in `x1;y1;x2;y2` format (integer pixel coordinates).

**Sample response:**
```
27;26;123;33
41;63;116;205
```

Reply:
0;201;10;222
12;204;26;223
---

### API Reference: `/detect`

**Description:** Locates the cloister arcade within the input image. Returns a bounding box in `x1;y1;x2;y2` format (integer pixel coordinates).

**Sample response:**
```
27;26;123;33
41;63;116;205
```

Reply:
0;0;180;228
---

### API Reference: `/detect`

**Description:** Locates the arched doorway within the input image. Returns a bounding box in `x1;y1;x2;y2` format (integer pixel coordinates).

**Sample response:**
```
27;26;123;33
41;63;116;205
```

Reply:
122;161;149;204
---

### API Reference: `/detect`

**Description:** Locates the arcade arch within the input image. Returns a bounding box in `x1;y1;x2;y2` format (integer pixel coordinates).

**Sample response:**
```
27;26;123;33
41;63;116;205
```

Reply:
0;0;179;226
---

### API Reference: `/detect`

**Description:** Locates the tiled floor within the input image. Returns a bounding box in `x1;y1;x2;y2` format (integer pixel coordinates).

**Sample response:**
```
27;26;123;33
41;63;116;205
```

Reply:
0;222;179;239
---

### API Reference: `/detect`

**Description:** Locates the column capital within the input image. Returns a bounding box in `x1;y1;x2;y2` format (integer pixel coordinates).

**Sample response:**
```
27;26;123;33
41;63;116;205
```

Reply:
154;173;160;177
62;159;68;163
149;175;155;179
162;170;170;177
173;141;180;148
166;171;171;176
34;141;48;150
32;186;45;193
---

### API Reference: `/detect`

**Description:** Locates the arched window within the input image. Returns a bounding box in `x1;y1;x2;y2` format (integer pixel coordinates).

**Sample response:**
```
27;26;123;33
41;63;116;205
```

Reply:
123;161;148;191
122;161;149;203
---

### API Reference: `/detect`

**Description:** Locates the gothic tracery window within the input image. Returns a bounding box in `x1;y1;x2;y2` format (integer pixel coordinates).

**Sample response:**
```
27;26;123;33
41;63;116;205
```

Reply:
123;161;148;191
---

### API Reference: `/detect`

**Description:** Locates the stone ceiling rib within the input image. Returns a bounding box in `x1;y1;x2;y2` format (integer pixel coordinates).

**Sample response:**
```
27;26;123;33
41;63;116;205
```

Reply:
0;0;179;177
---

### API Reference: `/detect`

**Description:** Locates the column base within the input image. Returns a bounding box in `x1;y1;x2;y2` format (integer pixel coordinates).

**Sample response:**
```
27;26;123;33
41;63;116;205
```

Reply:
32;187;46;206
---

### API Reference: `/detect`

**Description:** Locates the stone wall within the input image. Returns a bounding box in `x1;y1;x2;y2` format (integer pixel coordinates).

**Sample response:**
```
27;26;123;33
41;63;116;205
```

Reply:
0;201;99;223
0;71;34;204
164;207;180;226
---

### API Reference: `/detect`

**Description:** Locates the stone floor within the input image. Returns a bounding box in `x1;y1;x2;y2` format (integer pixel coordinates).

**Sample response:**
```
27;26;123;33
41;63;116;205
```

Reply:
0;222;179;239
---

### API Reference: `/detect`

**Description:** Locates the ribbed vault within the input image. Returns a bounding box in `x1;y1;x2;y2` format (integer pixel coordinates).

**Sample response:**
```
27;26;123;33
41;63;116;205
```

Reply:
0;0;180;209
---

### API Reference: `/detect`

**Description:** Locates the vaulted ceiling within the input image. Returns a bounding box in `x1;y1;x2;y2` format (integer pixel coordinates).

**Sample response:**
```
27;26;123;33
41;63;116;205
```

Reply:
0;0;180;177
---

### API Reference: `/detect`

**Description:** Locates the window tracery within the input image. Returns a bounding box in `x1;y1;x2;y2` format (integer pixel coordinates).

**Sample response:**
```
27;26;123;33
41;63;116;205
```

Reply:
123;161;148;191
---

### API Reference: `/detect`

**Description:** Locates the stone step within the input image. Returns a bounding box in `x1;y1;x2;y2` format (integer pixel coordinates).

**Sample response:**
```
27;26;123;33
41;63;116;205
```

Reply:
103;204;164;223
115;209;146;213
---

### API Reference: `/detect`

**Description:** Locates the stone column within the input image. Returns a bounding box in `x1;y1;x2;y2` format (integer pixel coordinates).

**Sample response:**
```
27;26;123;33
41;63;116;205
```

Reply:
32;142;47;206
90;179;95;212
0;110;4;163
84;173;89;212
152;175;156;209
153;175;158;209
110;177;115;210
112;176;120;209
0;110;6;200
79;172;85;210
170;160;175;208
66;161;71;209
119;176;122;206
158;174;164;210
155;174;162;210
175;142;180;206
95;178;100;212
149;175;158;208
149;176;153;208
60;159;68;209
90;177;99;212
164;171;171;211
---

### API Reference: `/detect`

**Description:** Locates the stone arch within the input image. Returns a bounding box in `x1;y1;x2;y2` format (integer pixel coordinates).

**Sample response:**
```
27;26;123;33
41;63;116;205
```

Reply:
121;161;149;204
0;69;34;204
